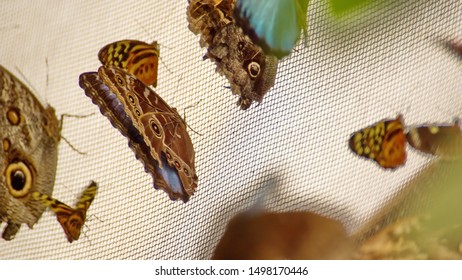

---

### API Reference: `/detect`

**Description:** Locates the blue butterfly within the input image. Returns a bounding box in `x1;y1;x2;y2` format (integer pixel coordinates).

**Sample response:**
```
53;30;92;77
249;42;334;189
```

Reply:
235;0;309;58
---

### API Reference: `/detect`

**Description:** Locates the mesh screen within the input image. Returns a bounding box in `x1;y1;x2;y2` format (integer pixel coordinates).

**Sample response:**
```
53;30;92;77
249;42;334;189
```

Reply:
1;0;462;259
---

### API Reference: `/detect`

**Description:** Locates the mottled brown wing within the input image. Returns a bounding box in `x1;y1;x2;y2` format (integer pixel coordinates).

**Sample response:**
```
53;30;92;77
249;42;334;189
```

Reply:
187;0;278;109
0;64;59;240
79;72;192;202
97;66;197;198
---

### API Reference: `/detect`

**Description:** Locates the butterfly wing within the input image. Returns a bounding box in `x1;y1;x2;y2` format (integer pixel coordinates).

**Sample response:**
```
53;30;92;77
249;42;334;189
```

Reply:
406;120;462;159
32;191;75;242
97;66;198;198
79;72;190;202
349;115;406;169
187;0;278;109
98;40;160;87
75;181;97;211
235;0;309;58
63;181;98;242
32;182;98;242
0;65;59;240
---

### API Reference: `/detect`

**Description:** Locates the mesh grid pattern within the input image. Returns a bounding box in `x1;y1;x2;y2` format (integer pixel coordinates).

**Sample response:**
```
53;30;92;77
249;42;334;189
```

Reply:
1;0;461;259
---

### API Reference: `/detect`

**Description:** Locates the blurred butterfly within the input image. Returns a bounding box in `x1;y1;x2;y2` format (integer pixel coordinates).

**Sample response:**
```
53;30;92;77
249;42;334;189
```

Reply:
234;0;309;58
32;181;98;243
406;119;462;160
213;211;353;260
349;115;407;169
98;40;160;87
447;39;462;57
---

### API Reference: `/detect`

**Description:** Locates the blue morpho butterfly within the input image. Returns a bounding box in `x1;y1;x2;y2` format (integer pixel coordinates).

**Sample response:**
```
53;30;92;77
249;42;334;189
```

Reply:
79;66;197;202
234;0;309;58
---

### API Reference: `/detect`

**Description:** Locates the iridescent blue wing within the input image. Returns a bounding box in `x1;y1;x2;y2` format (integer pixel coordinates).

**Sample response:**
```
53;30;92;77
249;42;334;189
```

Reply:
235;0;309;58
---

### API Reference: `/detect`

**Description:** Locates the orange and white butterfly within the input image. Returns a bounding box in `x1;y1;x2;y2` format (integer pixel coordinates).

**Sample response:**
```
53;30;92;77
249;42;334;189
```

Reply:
349;115;407;169
98;40;160;87
406;119;462;160
32;181;98;243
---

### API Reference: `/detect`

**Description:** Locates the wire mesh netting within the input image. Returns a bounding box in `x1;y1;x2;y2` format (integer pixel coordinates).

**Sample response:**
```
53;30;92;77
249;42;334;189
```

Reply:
0;0;462;259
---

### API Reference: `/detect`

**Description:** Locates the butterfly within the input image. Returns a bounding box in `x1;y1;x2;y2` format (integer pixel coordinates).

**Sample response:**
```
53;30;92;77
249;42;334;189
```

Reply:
406;119;462;160
0;64;60;240
79;66;197;202
98;40;160;87
213;211;353;259
32;181;97;243
187;0;278;109
234;0;309;58
349;115;407;169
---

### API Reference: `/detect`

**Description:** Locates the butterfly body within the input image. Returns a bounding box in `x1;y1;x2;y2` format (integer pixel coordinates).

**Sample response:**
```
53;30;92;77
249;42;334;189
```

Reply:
234;0;309;58
406;120;462;160
187;0;278;109
79;67;197;202
0;65;59;240
349;115;406;169
98;40;160;87
32;181;97;242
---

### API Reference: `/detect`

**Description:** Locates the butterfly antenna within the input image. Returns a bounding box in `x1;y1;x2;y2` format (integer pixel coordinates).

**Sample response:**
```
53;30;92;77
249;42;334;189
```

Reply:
81;228;92;246
183;99;203;136
133;18;173;76
14;66;40;97
159;56;173;75
87;213;104;223
45;57;49;88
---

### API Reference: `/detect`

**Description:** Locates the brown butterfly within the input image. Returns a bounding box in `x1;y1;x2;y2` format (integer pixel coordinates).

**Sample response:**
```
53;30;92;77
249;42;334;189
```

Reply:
349;115;407;169
213;211;353;260
187;0;278;110
98;40;160;87
79;66;197;202
406;119;462;160
32;181;97;242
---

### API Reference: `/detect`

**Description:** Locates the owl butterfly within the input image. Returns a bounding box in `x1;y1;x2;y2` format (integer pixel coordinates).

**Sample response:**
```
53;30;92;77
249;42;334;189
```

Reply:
0;64;60;240
349;115;407;169
187;0;278;110
234;0;309;59
79;66;197;202
32;181;97;243
406;119;462;160
98;40;160;87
